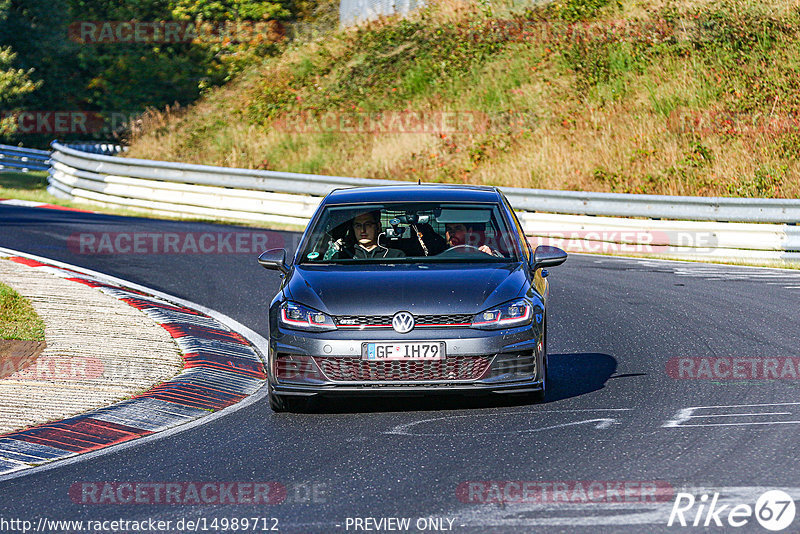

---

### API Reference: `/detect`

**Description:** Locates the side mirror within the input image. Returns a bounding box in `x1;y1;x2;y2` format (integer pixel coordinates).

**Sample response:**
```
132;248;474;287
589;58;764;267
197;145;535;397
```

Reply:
530;245;567;271
258;248;289;275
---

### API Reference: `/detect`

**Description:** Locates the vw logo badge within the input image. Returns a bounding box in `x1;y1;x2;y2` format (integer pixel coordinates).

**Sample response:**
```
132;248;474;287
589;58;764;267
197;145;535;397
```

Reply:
392;311;415;334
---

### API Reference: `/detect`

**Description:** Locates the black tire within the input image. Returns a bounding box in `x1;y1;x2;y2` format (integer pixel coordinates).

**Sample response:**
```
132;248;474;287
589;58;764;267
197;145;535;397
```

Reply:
531;354;547;402
531;318;548;402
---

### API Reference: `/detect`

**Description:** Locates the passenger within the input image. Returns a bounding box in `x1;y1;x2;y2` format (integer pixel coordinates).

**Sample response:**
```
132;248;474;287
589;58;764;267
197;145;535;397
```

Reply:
338;211;405;259
444;223;502;256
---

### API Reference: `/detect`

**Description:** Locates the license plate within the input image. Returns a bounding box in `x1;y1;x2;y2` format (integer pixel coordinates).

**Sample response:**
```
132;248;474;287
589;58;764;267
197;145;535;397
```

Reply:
363;342;446;361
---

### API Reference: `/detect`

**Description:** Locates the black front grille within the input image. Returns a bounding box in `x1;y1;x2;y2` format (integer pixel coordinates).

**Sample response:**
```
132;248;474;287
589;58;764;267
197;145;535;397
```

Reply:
415;314;472;326
333;314;472;328
313;356;492;381
334;315;393;327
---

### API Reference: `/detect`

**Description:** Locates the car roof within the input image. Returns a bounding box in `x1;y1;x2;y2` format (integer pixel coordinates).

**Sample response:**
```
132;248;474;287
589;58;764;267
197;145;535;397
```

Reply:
322;184;503;205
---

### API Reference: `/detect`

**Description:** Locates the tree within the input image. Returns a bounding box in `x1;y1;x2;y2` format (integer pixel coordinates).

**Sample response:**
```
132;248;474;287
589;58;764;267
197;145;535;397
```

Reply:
0;47;39;135
0;0;303;144
171;0;291;21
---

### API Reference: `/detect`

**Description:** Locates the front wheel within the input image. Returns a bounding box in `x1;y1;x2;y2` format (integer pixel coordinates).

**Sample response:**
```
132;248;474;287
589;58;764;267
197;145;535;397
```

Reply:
531;318;548;402
531;352;548;402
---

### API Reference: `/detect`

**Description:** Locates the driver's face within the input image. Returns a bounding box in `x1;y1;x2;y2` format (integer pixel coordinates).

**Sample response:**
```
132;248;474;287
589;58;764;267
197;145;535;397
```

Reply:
353;213;379;248
445;224;468;246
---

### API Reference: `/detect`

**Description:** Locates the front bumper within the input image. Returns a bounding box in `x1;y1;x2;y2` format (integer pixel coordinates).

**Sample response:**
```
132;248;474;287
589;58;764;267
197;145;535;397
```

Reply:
269;324;544;397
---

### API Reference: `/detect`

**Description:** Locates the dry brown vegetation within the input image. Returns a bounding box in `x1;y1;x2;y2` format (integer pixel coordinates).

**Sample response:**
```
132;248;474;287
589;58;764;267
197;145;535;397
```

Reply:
126;0;800;198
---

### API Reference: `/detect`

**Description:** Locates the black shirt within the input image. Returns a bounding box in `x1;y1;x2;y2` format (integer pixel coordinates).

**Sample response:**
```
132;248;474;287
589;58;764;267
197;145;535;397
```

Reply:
336;245;405;259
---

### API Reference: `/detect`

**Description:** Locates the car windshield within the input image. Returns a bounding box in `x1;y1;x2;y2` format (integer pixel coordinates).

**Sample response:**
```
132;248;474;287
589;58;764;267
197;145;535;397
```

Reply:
297;202;520;264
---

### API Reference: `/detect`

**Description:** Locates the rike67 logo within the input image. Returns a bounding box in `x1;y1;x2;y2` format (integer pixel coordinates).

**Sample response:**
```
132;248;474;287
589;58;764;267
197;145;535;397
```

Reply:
668;490;796;531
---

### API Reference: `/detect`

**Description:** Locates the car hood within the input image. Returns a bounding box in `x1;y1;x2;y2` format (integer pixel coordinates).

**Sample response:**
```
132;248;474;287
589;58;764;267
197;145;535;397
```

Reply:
285;263;528;315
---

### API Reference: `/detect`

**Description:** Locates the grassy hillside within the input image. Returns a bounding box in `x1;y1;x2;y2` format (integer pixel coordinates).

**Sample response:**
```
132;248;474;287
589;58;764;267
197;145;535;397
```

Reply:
126;0;800;198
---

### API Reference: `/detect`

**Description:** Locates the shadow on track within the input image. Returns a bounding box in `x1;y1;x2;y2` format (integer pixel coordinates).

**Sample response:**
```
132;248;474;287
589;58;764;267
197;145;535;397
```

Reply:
545;351;619;402
284;352;617;414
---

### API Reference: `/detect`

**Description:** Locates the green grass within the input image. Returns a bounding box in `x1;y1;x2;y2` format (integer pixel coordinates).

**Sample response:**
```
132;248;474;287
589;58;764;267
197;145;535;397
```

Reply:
0;171;52;203
0;279;45;341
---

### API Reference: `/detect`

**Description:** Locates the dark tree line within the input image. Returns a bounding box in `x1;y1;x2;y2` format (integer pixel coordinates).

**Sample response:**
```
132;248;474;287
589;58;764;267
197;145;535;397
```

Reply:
0;0;314;146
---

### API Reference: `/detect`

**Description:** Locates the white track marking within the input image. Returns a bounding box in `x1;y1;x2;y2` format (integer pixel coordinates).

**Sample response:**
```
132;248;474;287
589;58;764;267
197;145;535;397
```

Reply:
579;256;800;291
663;402;800;428
697;412;792;417
384;409;630;436
0;199;46;207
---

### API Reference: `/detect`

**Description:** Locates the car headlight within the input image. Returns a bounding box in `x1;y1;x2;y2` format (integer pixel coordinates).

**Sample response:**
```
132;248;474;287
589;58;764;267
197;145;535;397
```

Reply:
279;301;337;331
471;299;532;330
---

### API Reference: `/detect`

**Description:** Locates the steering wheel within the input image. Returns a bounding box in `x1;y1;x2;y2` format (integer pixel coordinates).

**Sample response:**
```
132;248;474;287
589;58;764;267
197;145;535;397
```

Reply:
438;244;490;257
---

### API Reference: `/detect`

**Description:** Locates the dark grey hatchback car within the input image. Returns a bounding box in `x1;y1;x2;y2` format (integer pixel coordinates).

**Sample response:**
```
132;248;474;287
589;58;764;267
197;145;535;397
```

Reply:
258;185;566;411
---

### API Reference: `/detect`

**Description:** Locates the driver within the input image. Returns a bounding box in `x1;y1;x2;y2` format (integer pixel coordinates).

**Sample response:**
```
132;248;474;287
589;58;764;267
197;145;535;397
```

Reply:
445;223;502;256
337;211;404;259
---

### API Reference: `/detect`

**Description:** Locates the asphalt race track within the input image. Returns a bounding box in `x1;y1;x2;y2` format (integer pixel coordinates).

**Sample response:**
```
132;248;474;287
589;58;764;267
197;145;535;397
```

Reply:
2;204;800;533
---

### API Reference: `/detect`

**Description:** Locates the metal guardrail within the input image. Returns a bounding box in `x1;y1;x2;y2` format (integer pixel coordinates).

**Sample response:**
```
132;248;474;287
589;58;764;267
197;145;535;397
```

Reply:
49;142;800;224
40;141;800;263
0;144;50;172
62;142;127;156
517;211;800;263
503;187;800;224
